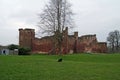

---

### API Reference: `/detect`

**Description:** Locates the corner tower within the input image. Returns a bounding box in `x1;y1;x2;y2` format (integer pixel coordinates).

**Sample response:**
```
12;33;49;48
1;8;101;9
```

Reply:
19;28;35;49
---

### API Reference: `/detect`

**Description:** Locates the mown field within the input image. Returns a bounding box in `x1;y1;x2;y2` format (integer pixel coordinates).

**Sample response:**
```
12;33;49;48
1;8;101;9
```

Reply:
0;54;120;80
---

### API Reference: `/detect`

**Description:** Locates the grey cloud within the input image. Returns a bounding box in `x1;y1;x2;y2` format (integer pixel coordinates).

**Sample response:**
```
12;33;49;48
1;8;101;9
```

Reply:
0;0;120;45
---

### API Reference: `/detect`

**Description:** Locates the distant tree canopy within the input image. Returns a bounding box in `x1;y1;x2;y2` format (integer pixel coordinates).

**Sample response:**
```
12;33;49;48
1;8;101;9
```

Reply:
107;30;120;53
38;0;74;54
8;44;19;50
8;44;31;55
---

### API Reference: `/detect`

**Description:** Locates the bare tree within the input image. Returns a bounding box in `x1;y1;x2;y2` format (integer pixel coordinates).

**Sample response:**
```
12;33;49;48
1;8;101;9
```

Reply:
107;30;120;53
107;31;115;52
114;30;120;51
38;0;74;54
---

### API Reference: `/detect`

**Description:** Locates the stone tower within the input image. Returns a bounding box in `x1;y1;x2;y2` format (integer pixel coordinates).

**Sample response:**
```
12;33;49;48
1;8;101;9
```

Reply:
19;28;35;49
74;32;78;53
62;27;69;54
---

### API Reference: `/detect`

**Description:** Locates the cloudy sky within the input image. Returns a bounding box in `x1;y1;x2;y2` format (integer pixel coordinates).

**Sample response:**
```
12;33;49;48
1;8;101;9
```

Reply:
0;0;120;46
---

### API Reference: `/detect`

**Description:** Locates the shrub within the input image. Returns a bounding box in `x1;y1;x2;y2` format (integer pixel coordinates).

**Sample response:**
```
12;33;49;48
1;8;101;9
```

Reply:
18;47;31;55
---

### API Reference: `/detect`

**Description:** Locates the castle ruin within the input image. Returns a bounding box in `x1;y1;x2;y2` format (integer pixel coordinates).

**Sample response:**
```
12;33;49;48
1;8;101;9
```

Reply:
19;27;107;54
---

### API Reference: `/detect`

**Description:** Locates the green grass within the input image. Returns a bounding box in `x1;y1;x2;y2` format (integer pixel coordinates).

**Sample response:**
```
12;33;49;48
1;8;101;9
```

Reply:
0;54;120;80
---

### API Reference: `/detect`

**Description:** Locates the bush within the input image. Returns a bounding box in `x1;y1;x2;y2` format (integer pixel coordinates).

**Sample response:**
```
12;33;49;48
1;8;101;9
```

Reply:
18;47;31;55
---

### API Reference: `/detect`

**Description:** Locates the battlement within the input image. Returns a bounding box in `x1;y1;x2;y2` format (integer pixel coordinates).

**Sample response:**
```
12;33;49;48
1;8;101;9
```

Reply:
19;28;35;32
80;34;96;38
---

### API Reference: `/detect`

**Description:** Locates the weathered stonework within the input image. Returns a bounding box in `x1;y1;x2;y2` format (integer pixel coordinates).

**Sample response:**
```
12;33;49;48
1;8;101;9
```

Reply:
19;28;107;54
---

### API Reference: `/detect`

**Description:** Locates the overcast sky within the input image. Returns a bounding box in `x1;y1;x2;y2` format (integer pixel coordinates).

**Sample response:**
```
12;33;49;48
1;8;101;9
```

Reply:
0;0;120;46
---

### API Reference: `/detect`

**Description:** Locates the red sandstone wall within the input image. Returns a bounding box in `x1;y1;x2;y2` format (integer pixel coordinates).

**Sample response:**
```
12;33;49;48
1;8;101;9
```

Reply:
32;38;53;53
19;28;107;54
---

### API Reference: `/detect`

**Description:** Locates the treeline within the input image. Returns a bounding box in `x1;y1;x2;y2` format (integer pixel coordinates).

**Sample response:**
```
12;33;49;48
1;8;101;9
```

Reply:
107;30;120;53
8;44;31;55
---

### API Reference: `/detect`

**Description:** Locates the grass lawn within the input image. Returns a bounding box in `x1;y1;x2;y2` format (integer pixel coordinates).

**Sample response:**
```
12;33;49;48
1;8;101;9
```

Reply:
0;54;120;80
